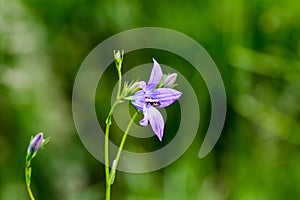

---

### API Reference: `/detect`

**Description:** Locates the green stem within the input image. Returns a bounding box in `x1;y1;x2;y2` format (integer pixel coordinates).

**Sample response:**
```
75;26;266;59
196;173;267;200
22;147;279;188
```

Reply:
117;69;122;98
109;111;139;184
25;161;35;200
26;184;35;200
105;51;124;200
105;101;120;200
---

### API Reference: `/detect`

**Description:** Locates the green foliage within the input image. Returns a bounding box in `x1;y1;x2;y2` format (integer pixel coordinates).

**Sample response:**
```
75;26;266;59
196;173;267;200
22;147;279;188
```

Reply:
0;0;300;199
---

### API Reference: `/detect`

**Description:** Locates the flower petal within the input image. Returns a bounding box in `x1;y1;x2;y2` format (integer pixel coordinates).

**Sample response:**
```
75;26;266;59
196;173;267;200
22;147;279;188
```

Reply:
137;81;146;90
27;132;44;154
140;106;149;126
132;99;144;111
148;58;162;89
153;88;182;108
148;107;164;141
132;90;144;100
132;90;145;110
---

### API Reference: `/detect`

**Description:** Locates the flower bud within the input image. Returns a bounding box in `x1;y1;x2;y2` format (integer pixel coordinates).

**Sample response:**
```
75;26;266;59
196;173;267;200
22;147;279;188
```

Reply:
160;73;177;87
27;132;44;155
114;50;124;70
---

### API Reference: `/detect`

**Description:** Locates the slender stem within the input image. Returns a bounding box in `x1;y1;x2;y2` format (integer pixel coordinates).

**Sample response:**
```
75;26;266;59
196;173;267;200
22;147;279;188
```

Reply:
105;121;111;200
105;184;110;200
105;51;124;200
26;183;35;200
105;101;120;200
25;161;35;200
117;69;122;98
109;111;139;183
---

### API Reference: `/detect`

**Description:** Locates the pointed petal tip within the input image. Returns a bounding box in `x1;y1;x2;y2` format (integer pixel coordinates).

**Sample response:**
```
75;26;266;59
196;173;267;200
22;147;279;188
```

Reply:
157;135;163;141
155;130;163;142
152;59;161;71
148;58;163;87
37;132;43;137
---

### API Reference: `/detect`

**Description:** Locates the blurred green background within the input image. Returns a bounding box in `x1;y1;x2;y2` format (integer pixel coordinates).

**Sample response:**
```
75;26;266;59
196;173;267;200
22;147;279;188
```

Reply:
1;0;300;199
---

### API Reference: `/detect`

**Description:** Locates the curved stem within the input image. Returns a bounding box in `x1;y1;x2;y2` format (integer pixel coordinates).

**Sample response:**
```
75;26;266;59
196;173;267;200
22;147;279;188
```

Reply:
26;184;35;200
109;111;139;184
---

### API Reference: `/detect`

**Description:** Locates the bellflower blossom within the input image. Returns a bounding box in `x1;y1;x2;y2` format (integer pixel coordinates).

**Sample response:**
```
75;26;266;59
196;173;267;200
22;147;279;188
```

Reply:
131;59;182;141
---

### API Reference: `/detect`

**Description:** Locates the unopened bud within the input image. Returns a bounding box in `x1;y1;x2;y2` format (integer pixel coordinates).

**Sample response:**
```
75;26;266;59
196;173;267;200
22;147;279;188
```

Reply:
160;73;177;87
27;133;44;157
26;132;50;160
114;50;124;70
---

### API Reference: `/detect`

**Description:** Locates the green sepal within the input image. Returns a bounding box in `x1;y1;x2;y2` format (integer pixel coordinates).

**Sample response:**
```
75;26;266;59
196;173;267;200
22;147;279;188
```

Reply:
40;137;50;150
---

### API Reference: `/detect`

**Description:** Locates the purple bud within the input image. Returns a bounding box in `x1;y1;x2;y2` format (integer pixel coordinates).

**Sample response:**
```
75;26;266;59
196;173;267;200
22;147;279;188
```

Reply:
161;73;177;87
27;132;44;155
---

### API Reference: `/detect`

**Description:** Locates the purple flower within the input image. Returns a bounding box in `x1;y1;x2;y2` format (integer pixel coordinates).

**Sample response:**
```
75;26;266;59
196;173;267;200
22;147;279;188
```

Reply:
27;132;44;156
131;59;182;141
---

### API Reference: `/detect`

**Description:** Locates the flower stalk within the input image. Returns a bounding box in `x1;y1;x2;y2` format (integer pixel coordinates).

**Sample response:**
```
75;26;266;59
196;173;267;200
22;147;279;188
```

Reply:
104;101;121;200
25;132;49;200
109;111;139;185
104;51;182;200
25;160;35;200
105;50;126;200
